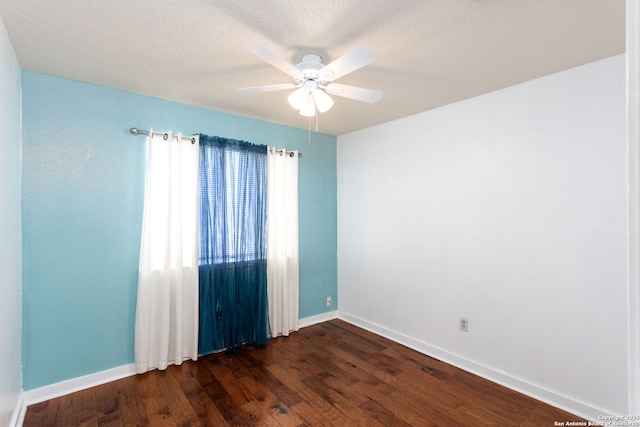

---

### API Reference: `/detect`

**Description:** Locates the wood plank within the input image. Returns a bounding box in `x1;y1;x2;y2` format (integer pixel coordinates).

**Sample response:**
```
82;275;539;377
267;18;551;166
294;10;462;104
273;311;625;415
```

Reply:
383;344;462;378
94;380;122;426
266;401;306;427
142;395;177;427
322;320;388;352
168;402;202;427
115;377;150;427
70;387;98;427
357;398;413;427
456;397;525;426
240;401;280;427
183;388;229;426
203;356;257;407
352;381;437;426
303;351;362;386
301;374;372;427
267;363;352;426
520;403;587;427
170;360;207;397
322;345;383;386
24;401;54;427
210;393;255;426
30;393;72;427
387;387;480;427
234;349;304;408
156;367;192;409
289;400;334;426
313;372;370;406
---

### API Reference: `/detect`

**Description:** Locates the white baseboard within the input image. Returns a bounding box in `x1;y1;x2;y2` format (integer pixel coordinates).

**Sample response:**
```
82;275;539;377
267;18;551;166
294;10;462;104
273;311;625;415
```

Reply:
23;364;137;407
299;310;339;328
337;311;609;422
9;392;25;427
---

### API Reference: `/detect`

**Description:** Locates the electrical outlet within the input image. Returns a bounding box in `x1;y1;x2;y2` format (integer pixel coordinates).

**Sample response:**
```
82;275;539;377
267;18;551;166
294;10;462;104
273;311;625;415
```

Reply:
326;296;333;306
459;318;468;332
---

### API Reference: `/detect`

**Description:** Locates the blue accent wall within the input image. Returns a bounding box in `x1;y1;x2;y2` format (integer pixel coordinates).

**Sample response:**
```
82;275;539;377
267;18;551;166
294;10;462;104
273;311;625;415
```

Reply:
21;71;337;390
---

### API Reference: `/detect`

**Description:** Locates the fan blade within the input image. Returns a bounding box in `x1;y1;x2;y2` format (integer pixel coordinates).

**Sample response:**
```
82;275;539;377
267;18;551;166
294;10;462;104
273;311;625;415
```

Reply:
238;83;297;94
246;45;303;79
325;83;383;104
319;46;376;82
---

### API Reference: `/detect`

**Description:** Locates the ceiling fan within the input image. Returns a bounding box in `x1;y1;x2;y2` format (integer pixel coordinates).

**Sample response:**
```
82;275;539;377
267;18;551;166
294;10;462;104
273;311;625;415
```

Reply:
238;45;383;117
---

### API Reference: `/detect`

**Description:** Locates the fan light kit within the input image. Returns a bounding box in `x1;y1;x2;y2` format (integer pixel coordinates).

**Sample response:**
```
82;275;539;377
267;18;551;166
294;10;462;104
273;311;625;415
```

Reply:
239;45;383;117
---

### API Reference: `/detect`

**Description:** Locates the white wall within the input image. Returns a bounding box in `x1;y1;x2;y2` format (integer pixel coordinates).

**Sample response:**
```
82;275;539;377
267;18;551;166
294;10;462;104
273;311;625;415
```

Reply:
0;15;23;427
337;55;628;418
626;0;640;414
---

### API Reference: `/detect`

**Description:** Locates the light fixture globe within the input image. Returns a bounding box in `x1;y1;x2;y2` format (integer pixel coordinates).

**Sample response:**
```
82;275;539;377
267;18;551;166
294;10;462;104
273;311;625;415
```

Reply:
287;87;306;110
299;96;316;117
313;89;334;113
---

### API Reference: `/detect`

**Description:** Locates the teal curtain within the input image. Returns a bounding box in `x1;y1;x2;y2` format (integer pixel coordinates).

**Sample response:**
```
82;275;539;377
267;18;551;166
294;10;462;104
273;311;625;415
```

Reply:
198;134;270;354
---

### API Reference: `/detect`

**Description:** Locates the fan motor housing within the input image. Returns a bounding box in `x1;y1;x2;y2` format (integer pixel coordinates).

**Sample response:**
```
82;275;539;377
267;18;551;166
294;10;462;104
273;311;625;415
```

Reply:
297;53;332;82
298;53;323;68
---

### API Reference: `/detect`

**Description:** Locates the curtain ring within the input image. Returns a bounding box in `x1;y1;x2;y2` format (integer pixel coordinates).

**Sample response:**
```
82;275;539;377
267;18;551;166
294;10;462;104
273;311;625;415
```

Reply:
289;152;294;157
163;133;169;141
191;137;196;144
279;151;283;156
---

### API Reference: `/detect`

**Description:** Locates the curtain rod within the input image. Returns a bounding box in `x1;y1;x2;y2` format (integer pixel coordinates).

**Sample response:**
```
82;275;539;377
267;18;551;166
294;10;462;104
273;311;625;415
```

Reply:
129;127;197;144
269;147;302;158
130;127;302;157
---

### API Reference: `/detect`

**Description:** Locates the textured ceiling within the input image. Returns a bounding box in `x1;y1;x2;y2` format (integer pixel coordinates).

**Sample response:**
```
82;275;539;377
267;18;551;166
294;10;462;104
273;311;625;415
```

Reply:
0;0;626;136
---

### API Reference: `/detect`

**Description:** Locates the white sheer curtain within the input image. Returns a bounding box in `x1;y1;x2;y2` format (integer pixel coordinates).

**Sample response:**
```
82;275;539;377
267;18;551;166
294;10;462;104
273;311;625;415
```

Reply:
134;130;200;373
267;148;300;337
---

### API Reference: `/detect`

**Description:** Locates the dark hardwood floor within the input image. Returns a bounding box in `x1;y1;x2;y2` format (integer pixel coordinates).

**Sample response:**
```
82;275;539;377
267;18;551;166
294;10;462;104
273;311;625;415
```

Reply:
24;319;586;426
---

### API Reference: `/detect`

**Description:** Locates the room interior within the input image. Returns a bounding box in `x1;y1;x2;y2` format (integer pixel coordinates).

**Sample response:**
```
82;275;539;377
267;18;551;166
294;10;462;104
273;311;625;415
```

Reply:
0;1;638;425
